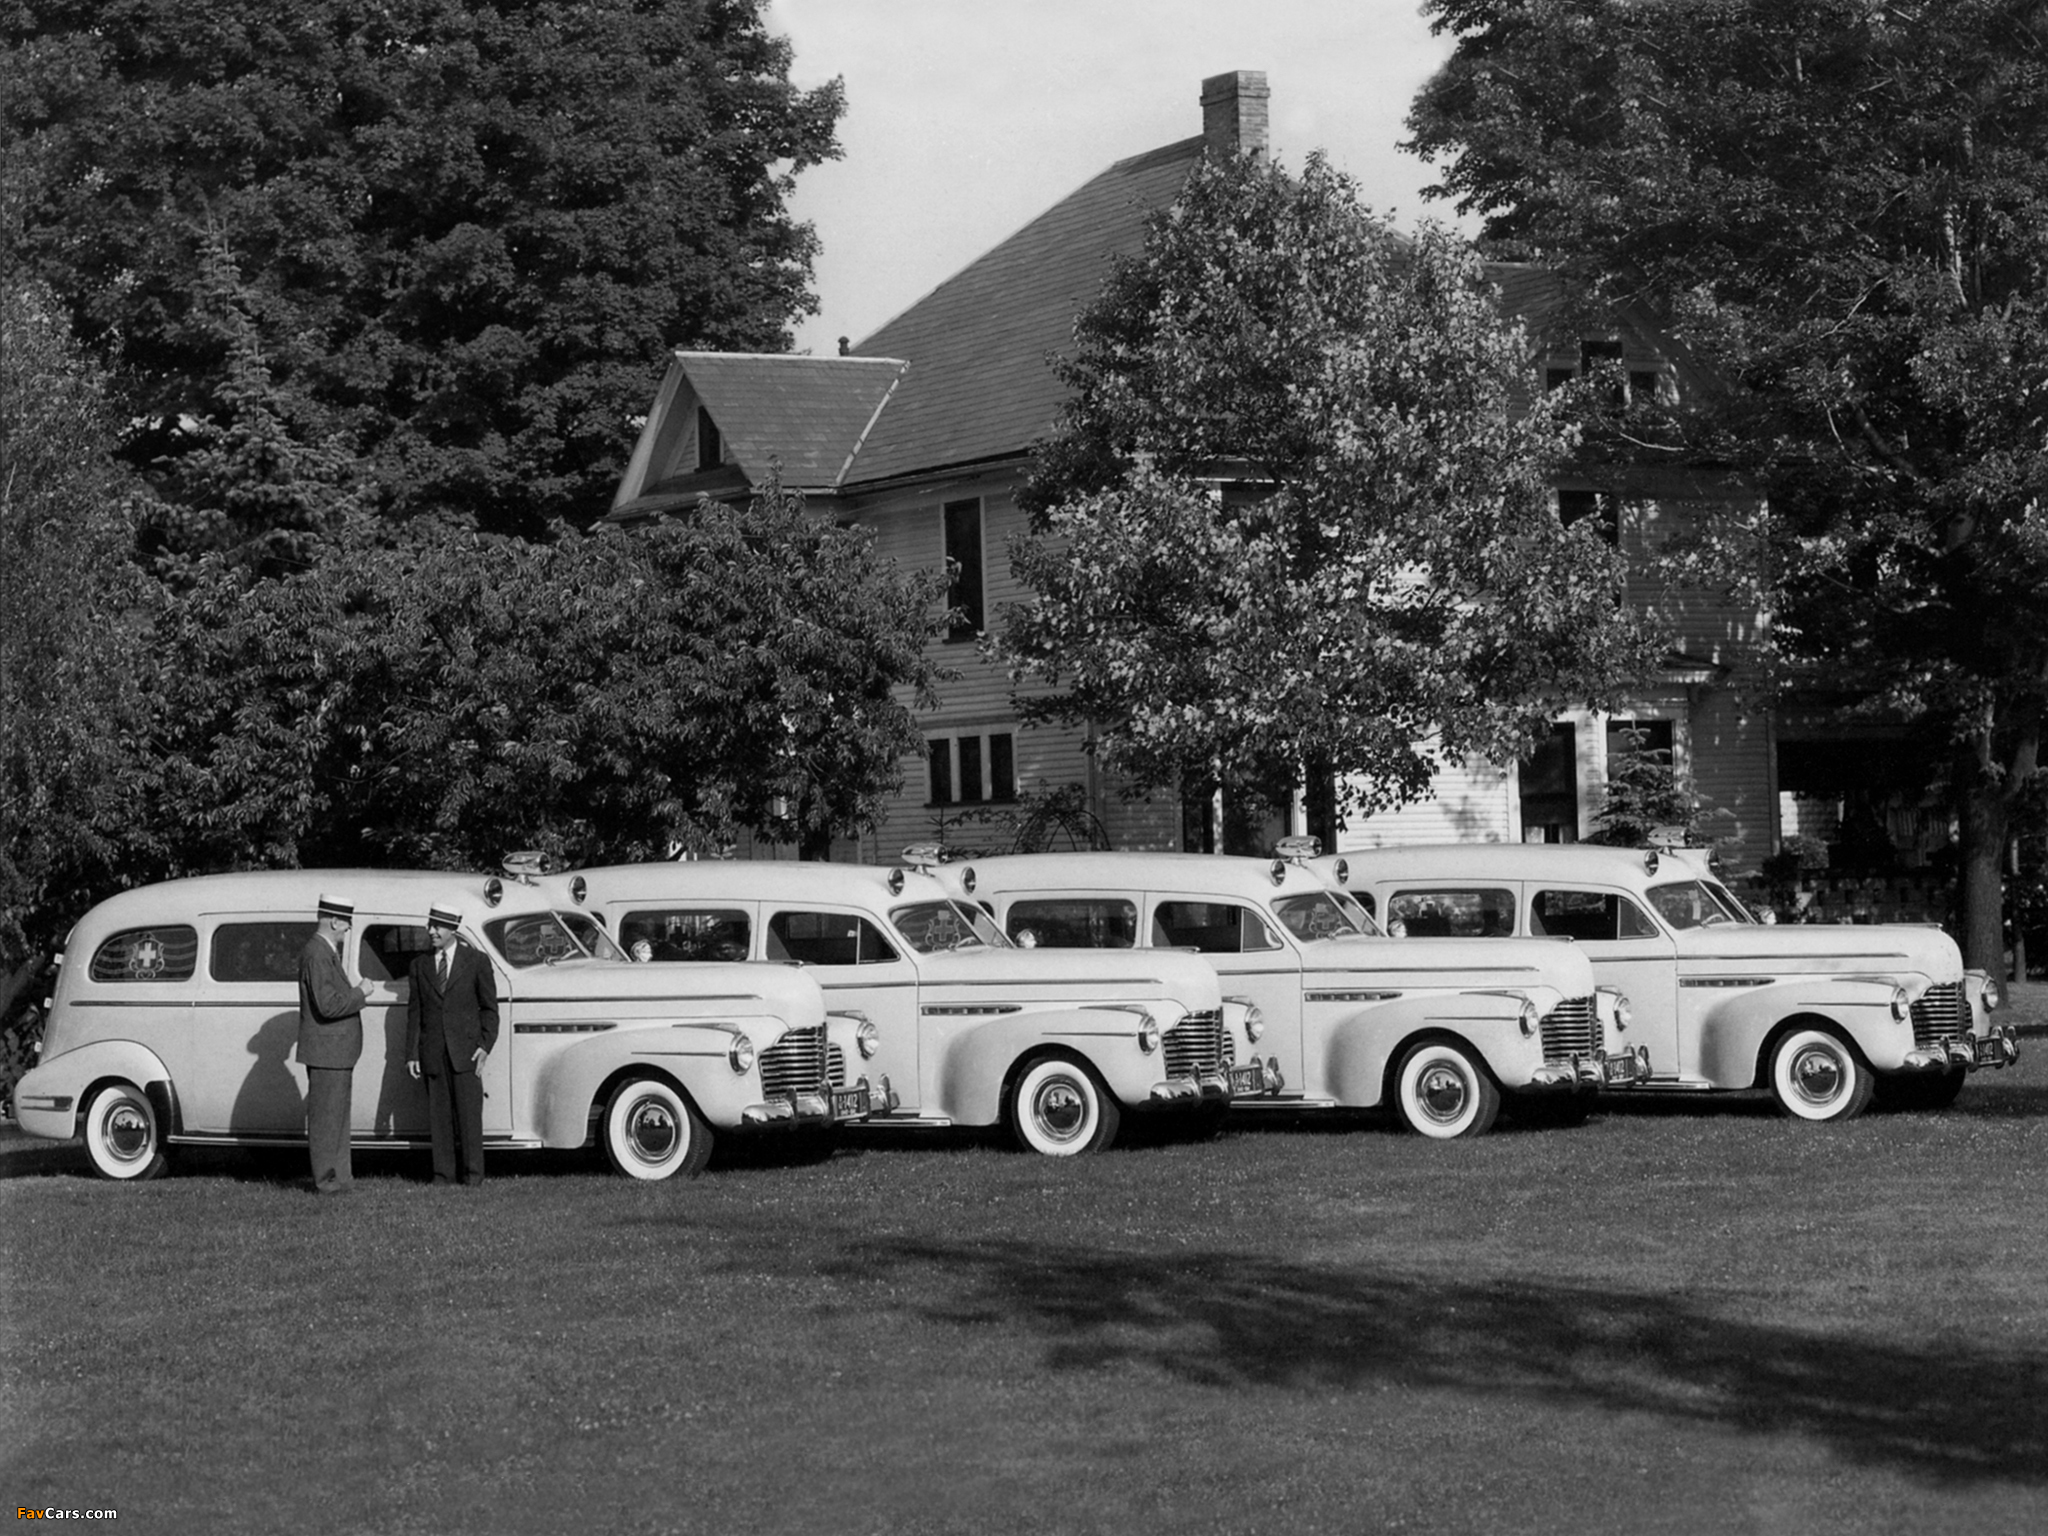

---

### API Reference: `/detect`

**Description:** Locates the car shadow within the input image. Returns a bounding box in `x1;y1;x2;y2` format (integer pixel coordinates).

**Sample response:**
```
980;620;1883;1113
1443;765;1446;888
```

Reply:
813;1232;2047;1489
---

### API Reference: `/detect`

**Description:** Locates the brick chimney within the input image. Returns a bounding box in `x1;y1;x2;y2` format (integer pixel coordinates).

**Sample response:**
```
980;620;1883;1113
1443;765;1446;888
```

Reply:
1201;71;1270;161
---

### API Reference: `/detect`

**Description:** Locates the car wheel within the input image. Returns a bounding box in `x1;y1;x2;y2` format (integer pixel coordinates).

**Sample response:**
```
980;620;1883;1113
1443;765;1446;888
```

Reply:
1008;1056;1120;1155
81;1081;168;1182
1394;1040;1501;1139
1874;1068;1966;1112
1768;1028;1875;1122
602;1078;712;1180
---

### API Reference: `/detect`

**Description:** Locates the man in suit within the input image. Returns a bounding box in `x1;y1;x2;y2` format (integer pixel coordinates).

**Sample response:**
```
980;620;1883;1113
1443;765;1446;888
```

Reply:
406;899;500;1185
298;892;372;1195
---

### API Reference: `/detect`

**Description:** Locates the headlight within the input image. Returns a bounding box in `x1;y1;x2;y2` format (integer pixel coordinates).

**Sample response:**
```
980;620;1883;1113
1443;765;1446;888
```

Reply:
1518;998;1540;1038
1984;978;2003;1012
1890;986;1910;1022
1600;986;1632;1031
728;1032;756;1074
1137;1013;1161;1054
1243;1002;1266;1043
857;1019;880;1059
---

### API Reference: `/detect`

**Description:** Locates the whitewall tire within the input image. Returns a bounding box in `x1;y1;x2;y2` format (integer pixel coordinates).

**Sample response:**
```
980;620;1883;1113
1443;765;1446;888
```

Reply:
603;1078;712;1180
1768;1028;1874;1122
1394;1041;1501;1139
81;1081;168;1182
1008;1057;1121;1156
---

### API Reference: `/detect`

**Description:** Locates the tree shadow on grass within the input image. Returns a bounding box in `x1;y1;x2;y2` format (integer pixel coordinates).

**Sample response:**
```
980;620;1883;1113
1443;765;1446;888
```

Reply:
817;1234;2048;1490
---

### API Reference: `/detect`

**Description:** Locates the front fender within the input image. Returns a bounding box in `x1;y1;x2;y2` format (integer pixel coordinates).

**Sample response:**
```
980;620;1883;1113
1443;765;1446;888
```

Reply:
1321;993;1545;1106
932;1007;1163;1127
12;1040;177;1142
528;1019;772;1147
1695;977;1911;1086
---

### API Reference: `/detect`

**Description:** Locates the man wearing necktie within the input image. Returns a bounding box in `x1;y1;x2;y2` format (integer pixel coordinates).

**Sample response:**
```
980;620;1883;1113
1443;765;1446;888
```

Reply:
406;899;500;1186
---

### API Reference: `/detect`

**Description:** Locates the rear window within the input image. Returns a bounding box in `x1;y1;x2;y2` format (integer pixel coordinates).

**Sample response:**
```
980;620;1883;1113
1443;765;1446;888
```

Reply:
620;908;751;962
1386;889;1516;938
89;926;199;983
1006;899;1138;950
1531;890;1659;942
211;921;317;982
1153;901;1282;954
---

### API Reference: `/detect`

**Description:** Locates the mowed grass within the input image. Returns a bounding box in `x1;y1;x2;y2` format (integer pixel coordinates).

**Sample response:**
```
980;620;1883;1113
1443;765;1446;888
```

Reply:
4;1007;2048;1536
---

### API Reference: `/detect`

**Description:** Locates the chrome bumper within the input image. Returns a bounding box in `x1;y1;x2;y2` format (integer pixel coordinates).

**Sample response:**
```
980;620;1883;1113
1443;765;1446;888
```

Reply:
1903;1027;2019;1073
1147;1058;1284;1106
1529;1044;1651;1090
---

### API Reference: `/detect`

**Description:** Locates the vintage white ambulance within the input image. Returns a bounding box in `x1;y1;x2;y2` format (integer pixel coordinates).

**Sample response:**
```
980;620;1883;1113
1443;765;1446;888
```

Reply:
1316;843;2018;1121
931;845;1641;1139
12;864;874;1182
543;855;1262;1155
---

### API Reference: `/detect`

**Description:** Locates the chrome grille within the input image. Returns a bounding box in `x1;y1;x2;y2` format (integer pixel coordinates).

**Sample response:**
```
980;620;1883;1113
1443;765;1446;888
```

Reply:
1539;995;1602;1059
827;1044;848;1088
1164;1009;1231;1078
759;1025;830;1097
1910;982;1966;1046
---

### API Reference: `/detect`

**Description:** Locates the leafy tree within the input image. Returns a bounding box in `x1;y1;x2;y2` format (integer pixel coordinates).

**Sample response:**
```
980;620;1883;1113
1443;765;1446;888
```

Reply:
0;283;158;1065
1406;0;2048;972
1003;153;1661;852
5;0;844;538
146;481;946;871
1585;727;1699;848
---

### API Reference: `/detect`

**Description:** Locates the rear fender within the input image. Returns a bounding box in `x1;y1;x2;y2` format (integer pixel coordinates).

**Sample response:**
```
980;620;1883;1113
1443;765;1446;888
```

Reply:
11;1040;177;1142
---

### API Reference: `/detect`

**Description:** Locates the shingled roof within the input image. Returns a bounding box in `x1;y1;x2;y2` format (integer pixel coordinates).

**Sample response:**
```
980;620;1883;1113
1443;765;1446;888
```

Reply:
609;353;906;518
840;136;1207;488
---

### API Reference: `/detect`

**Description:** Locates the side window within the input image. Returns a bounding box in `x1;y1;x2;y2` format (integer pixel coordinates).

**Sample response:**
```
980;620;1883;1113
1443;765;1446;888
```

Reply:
1386;889;1517;938
360;923;434;983
1153;901;1281;955
767;910;898;966
620;908;751;963
1006;899;1138;950
89;926;199;983
211;921;317;983
1531;890;1623;942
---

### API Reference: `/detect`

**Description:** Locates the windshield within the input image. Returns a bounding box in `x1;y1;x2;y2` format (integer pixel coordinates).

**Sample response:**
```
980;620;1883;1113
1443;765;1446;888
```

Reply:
1272;890;1374;941
1646;880;1743;931
890;900;1009;954
483;911;593;967
1702;881;1757;925
1330;890;1384;936
558;910;625;961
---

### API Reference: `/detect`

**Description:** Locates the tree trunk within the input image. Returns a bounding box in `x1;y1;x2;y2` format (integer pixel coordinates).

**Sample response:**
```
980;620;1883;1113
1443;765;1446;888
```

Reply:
1954;760;2009;976
1304;760;1339;858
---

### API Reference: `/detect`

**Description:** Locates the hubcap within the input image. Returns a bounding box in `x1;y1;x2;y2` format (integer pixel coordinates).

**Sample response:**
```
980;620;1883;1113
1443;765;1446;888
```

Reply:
626;1098;679;1163
105;1102;150;1162
1031;1078;1087;1142
1792;1047;1845;1105
1416;1063;1470;1124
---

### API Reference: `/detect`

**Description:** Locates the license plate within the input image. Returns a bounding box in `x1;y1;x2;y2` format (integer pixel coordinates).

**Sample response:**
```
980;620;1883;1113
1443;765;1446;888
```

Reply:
832;1087;871;1119
1602;1056;1640;1085
1974;1037;2012;1068
1229;1064;1268;1095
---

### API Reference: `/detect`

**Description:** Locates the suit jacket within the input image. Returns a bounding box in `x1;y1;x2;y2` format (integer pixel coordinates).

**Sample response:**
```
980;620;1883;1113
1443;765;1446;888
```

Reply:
297;934;364;1069
407;941;500;1077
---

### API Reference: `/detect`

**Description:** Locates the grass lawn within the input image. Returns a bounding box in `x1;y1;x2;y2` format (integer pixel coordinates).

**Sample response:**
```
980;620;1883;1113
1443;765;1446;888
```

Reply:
4;997;2047;1536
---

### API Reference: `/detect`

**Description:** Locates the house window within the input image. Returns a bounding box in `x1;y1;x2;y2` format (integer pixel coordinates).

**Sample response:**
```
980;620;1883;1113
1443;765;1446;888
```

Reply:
928;731;1017;805
1606;718;1675;764
1557;489;1618;547
943;498;985;640
695;407;721;471
1520;723;1580;843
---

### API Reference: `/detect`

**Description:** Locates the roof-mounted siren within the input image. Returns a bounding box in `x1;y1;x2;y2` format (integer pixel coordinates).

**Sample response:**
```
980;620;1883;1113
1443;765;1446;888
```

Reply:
893;843;946;895
502;850;552;885
1272;834;1320;885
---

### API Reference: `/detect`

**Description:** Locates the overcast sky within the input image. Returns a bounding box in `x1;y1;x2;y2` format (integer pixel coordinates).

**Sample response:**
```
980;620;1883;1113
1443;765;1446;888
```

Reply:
763;0;1470;357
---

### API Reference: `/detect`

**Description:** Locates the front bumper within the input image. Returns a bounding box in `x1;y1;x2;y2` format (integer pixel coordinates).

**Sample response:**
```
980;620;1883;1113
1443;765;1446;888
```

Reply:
1147;1058;1283;1106
1528;1045;1651;1091
1901;1026;2019;1074
738;1075;891;1128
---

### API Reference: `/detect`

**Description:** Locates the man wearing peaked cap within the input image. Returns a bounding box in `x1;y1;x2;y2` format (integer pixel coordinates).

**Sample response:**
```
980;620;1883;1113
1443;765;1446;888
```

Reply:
298;892;372;1194
406;898;500;1186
